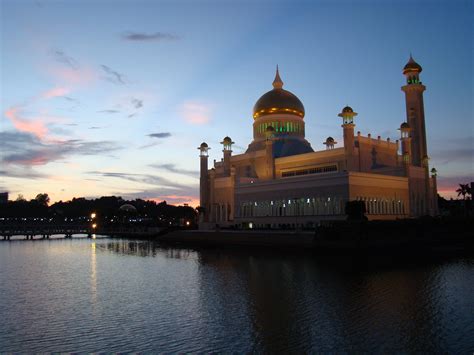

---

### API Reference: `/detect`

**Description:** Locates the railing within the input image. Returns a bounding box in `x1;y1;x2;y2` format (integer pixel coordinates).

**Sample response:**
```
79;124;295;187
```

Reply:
0;225;166;240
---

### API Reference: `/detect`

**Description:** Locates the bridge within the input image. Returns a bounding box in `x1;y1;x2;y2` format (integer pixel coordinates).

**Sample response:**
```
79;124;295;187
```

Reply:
0;224;95;240
0;225;166;240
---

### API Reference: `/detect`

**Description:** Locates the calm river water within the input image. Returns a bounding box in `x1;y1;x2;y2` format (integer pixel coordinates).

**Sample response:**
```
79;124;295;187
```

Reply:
0;237;473;352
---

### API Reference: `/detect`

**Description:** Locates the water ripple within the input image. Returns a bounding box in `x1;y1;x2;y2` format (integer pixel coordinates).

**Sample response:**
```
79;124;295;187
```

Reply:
0;239;473;352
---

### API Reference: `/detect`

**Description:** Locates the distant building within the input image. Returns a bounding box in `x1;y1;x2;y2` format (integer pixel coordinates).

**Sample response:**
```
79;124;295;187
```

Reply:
0;192;8;204
198;57;438;229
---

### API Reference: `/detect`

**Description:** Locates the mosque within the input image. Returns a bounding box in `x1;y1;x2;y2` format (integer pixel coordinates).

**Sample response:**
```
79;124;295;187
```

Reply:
198;56;439;229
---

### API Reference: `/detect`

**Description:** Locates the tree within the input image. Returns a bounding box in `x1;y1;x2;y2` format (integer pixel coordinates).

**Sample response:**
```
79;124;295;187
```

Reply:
456;184;472;200
16;194;26;202
35;193;50;206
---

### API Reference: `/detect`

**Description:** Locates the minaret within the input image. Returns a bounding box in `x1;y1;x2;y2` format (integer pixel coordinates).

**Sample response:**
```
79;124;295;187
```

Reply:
221;136;234;176
399;122;412;175
338;106;357;171
198;142;210;221
401;55;427;167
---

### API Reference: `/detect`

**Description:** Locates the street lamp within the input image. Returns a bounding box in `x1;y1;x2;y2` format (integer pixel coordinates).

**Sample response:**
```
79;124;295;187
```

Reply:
88;213;97;239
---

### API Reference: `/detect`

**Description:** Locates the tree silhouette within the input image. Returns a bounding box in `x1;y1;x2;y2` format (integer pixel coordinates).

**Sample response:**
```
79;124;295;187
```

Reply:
456;184;472;200
35;193;50;206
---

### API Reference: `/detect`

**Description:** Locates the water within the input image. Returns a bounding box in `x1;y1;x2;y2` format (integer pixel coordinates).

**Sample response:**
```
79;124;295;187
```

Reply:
0;237;473;352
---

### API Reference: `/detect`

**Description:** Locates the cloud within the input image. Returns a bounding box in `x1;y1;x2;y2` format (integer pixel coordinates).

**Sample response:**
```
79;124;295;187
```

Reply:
0;168;48;180
101;65;127;85
131;98;143;109
49;66;97;86
179;101;212;124
150;163;199;178
121;31;180;41
87;171;187;189
128;113;137;118
1;131;122;166
138;141;161;149
98;109;120;114
51;49;78;69
42;87;71;99
63;96;78;102
88;126;103;130
431;148;474;165
4;106;49;139
148;132;171;139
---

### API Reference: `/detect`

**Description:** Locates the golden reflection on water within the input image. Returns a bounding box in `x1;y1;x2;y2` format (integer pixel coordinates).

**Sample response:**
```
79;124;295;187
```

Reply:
90;241;97;307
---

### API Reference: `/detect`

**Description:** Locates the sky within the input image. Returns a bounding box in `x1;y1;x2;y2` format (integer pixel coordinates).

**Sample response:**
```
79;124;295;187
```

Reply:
1;0;472;206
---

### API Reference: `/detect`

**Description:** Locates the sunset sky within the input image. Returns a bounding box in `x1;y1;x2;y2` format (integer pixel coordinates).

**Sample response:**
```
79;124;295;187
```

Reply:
1;0;472;206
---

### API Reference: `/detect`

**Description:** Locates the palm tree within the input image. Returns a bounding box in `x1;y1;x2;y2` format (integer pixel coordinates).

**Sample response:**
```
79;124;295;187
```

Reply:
456;183;472;200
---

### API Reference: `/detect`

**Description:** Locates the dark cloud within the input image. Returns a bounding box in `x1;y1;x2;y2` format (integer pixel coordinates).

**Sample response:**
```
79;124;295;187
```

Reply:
121;32;180;41
431;148;474;165
131;98;143;109
51;49;78;69
0;131;122;166
150;163;199;178
138;141;161;149
87;171;188;189
148;132;171;139
47;124;73;136
63;96;79;102
128;113;137;118
101;65;127;85
0;168;48;180
98;109;120;114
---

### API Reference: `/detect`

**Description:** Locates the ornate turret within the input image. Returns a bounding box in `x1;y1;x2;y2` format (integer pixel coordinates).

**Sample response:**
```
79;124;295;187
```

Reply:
220;136;234;151
338;106;357;170
221;136;234;175
403;54;423;84
198;142;209;156
338;105;357;125
323;136;337;150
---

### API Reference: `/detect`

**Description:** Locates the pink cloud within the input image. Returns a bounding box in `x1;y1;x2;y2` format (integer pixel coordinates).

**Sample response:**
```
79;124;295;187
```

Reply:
179;101;212;124
5;106;49;139
47;65;98;87
41;87;70;99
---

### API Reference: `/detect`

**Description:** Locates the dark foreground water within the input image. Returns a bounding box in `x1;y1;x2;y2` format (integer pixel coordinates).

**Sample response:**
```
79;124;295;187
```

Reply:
0;237;473;352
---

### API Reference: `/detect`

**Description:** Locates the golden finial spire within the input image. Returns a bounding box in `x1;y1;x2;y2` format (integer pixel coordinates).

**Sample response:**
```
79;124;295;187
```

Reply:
272;65;283;89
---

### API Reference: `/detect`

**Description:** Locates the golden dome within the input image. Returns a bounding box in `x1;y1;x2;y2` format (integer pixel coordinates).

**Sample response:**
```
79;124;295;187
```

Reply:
253;67;305;119
403;55;422;74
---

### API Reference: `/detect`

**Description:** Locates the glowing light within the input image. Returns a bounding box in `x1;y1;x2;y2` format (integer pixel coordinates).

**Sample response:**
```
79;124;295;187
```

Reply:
186;221;190;226
91;213;96;219
92;223;97;229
